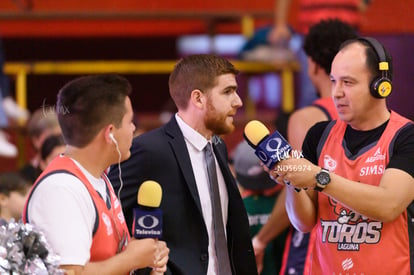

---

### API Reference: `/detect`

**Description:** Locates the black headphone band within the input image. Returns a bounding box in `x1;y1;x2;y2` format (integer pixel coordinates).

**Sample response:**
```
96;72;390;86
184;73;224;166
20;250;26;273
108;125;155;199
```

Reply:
357;37;388;70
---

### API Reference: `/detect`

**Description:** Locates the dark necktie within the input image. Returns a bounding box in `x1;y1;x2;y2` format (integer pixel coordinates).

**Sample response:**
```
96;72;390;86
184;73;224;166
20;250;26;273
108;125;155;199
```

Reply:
204;142;232;275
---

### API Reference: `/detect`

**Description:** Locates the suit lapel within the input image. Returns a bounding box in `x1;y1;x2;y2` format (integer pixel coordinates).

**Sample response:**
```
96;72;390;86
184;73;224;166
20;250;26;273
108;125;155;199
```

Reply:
164;118;203;215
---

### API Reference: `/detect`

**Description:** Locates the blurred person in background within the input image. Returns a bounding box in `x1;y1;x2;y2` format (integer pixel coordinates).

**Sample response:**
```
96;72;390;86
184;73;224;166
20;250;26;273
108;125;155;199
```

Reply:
19;108;61;183
233;140;288;274
0;38;29;158
268;0;370;109
0;172;31;226
39;134;65;171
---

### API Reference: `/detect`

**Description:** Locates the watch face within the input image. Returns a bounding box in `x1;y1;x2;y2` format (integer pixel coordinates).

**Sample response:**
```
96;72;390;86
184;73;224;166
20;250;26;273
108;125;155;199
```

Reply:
317;172;330;185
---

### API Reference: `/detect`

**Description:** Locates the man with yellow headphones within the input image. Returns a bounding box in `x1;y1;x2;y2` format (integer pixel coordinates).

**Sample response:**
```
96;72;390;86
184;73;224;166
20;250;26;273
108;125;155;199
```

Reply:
266;37;414;274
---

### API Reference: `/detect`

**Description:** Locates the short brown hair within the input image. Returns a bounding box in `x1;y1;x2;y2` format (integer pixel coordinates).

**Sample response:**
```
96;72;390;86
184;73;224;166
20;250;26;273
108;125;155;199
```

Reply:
168;54;239;110
0;172;31;196
57;74;132;147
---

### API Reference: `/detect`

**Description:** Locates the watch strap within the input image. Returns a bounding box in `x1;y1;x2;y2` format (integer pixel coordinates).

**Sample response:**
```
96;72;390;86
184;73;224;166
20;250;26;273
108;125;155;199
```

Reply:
315;168;330;192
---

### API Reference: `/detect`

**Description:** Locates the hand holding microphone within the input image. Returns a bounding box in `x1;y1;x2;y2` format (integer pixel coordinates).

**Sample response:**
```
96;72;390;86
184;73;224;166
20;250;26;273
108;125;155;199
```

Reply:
130;180;169;273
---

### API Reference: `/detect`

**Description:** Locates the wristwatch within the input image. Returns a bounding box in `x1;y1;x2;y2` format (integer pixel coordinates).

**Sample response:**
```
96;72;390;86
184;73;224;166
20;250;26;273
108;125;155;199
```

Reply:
315;168;331;191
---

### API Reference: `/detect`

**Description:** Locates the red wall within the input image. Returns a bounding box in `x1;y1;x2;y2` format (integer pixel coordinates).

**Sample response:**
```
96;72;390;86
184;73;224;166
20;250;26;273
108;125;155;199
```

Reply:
0;0;412;37
0;0;274;37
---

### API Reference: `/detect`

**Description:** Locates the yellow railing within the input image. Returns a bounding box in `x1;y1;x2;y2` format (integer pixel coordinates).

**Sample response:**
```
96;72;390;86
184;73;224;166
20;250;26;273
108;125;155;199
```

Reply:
4;60;300;114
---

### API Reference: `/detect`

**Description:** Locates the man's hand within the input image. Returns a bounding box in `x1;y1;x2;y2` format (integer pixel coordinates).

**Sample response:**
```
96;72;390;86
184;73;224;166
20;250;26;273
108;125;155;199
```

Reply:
252;235;267;274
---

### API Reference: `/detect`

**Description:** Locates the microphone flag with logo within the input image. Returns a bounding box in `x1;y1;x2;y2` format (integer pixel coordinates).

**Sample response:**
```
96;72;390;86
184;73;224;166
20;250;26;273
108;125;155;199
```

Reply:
243;120;292;169
133;180;163;239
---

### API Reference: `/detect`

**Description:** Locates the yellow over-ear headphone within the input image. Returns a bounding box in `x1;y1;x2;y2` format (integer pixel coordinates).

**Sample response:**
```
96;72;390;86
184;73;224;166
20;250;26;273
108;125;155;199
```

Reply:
358;37;392;98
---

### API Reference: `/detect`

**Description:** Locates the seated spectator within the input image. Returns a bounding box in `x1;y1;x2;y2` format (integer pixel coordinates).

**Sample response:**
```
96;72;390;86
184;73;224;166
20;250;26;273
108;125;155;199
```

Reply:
19;108;61;183
0;172;31;226
39;134;65;171
0;37;29;158
0;126;16;158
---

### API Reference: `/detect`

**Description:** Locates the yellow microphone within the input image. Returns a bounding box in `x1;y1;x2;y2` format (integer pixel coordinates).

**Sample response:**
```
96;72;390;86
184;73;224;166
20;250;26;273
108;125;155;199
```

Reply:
243;120;270;148
133;180;163;239
137;180;162;208
243;120;292;168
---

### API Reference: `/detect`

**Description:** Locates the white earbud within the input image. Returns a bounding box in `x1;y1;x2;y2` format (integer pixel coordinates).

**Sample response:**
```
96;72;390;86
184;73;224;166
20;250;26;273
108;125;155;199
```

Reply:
109;131;124;203
109;133;118;145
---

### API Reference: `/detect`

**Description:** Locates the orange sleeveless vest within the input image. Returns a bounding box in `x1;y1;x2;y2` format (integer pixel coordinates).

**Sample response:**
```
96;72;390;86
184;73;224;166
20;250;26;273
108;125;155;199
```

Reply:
313;111;412;274
23;156;130;262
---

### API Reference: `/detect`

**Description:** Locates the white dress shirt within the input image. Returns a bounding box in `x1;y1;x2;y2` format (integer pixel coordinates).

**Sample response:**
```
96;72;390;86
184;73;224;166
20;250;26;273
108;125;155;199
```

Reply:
176;114;229;275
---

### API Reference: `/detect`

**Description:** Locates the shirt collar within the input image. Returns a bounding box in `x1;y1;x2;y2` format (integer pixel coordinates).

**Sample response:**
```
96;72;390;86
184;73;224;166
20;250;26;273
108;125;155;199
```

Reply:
175;113;209;152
